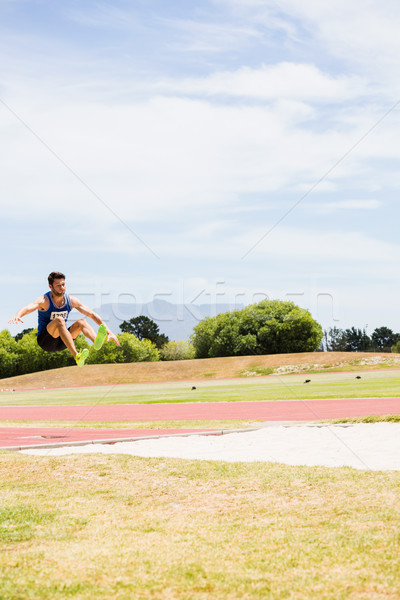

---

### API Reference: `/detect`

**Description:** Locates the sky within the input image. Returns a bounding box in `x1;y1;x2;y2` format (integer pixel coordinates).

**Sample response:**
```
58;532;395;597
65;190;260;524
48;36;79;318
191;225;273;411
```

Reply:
2;0;400;338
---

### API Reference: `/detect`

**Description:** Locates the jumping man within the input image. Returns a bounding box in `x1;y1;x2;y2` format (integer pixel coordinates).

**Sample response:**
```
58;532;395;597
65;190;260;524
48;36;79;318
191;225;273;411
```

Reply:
9;271;120;367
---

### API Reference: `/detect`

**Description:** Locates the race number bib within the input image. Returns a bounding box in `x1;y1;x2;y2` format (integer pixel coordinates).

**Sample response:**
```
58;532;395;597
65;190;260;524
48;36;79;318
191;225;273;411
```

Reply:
50;311;68;321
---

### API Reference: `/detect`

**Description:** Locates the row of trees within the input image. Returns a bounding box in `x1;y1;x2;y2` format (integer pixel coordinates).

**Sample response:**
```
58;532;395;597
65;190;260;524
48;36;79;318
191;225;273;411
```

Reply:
0;319;195;379
0;329;160;380
323;326;400;353
2;301;400;379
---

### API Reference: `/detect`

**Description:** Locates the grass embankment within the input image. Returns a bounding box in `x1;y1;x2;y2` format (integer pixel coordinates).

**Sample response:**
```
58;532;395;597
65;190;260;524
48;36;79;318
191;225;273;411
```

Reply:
1;454;400;600
1;369;400;408
1;351;399;390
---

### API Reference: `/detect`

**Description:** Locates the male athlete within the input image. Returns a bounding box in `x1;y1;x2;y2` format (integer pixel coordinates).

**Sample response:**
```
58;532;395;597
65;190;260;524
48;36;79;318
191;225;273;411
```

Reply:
9;271;120;367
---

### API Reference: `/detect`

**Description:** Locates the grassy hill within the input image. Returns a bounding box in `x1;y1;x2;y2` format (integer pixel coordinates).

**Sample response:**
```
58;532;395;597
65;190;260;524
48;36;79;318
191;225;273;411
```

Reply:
1;352;399;390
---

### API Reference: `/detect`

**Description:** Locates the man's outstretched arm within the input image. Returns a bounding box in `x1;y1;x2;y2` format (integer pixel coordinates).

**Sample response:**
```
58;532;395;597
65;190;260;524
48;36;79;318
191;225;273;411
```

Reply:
9;296;46;325
70;296;120;346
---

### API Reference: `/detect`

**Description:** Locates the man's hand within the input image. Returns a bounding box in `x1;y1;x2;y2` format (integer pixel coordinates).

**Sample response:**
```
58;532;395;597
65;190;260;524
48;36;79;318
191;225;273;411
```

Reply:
8;316;23;325
107;330;121;346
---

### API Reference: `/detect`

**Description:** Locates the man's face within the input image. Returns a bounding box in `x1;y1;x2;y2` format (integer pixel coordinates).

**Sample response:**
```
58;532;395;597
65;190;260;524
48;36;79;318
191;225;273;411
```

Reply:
49;278;66;297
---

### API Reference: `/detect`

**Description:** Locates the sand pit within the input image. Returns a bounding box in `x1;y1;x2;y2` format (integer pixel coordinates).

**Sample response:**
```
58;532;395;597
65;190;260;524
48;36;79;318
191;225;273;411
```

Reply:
21;422;400;471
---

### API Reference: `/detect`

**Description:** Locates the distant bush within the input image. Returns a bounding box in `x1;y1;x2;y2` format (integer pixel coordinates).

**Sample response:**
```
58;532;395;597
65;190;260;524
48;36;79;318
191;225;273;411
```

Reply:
118;333;160;363
0;347;19;379
160;340;196;361
191;300;323;358
391;340;400;353
0;330;19;378
87;332;159;364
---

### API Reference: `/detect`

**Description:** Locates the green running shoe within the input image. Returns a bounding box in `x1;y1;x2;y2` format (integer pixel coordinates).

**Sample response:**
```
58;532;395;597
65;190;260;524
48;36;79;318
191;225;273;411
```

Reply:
76;348;89;367
93;323;108;351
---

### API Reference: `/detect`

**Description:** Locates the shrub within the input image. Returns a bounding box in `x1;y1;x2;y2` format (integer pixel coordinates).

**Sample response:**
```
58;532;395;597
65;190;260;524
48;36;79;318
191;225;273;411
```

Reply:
118;333;160;363
160;340;196;361
191;300;323;358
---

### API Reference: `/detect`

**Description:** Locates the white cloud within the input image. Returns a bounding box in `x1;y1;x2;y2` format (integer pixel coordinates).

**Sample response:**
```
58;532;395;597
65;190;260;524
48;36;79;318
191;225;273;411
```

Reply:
227;0;400;91
66;4;142;30
162;17;261;54
305;199;383;214
66;4;262;57
98;213;400;270
239;227;400;263
283;0;400;67
154;63;367;102
1;85;399;230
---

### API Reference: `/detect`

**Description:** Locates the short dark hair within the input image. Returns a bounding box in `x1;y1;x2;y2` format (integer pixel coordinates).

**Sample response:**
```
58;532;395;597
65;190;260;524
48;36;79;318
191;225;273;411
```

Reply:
48;271;65;285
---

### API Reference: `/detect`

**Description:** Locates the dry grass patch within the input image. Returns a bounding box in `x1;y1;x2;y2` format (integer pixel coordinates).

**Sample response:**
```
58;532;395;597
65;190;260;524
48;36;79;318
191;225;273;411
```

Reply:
1;453;400;599
330;415;400;424
2;352;400;390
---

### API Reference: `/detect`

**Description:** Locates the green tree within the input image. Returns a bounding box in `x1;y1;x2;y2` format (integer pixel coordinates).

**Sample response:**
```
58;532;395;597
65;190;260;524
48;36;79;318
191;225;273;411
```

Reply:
188;316;217;359
0;330;20;378
371;327;400;352
118;333;160;363
119;316;169;349
323;327;347;351
191;300;323;358
160;340;196;361
16;329;73;374
206;311;243;357
0;329;19;353
0;347;19;379
14;328;34;342
87;333;159;364
15;329;46;374
341;327;371;352
86;334;122;365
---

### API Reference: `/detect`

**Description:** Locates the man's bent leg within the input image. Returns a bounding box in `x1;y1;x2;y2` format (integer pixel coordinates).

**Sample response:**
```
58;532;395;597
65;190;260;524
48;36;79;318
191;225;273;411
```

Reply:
70;319;107;351
47;318;77;359
69;319;96;343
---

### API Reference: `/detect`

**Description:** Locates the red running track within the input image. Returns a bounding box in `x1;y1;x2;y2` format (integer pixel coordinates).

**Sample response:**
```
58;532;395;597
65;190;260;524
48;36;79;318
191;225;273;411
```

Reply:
1;397;400;422
2;398;400;450
0;428;216;450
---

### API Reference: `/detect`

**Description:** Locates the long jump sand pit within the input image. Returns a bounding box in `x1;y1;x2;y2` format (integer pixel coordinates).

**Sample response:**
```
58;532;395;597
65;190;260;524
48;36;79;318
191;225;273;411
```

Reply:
21;422;400;471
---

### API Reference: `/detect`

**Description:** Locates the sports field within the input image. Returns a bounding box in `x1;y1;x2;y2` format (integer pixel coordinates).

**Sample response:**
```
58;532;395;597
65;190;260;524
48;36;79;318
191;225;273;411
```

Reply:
1;353;400;599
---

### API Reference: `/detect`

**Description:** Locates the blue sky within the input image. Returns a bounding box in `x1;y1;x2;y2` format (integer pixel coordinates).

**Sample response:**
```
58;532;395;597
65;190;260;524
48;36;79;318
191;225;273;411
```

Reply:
2;0;400;338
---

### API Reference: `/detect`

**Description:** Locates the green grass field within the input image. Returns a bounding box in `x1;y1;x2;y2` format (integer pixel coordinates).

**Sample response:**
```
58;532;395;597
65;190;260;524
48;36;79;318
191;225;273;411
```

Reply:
1;369;400;407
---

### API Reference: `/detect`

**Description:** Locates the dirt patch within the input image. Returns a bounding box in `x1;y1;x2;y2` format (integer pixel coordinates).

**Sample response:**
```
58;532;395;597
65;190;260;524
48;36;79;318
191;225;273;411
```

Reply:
1;352;399;390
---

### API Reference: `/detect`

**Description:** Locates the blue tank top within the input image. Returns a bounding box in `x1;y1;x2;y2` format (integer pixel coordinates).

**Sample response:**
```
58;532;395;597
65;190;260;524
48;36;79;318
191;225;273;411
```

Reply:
37;291;72;334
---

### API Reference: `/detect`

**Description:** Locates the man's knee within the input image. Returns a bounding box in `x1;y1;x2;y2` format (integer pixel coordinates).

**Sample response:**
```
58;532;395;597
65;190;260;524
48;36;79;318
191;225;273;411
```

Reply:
74;318;87;328
52;316;68;329
70;318;87;334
